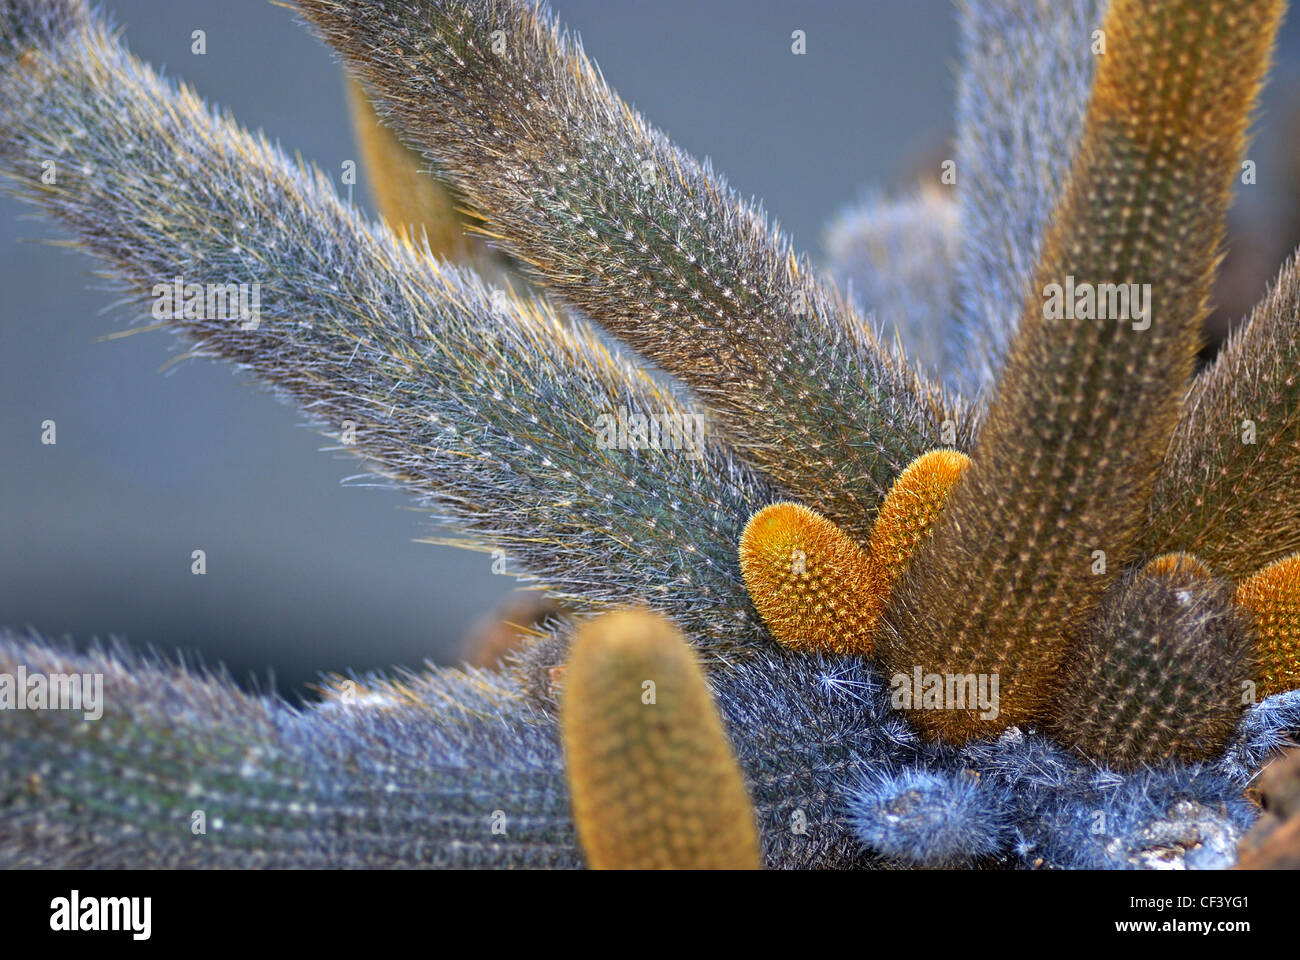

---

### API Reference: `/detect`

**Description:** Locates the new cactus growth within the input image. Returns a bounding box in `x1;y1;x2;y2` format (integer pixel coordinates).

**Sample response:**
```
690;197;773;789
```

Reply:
3;0;1300;870
739;502;878;656
1235;554;1300;699
740;449;970;656
1048;561;1257;768
865;449;971;598
562;610;761;869
1142;553;1215;580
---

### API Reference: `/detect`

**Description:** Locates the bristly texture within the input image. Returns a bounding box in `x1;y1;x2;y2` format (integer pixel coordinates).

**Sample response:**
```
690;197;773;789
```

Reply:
293;0;976;543
1048;564;1258;770
345;76;476;262
951;0;1105;392
1235;554;1300;700
6;629;1295;869
825;187;959;382
739;502;877;657
0;633;582;868
0;0;778;651
878;0;1283;744
0;632;878;869
561;610;761;869
1144;257;1300;579
864;450;970;604
4;0;1300;873
849;768;1013;868
0;0;77;54
1142;552;1214;580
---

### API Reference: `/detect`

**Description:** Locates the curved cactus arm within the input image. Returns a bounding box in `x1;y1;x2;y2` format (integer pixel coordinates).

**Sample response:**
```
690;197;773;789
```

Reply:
0;631;906;869
1144;257;1300;579
878;0;1284;744
0;0;776;650
951;0;1106;393
0;633;581;868
824;188;961;385
293;0;975;543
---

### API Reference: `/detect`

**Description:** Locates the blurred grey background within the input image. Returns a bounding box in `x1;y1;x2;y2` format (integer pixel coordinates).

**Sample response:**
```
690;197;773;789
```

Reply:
2;0;1299;701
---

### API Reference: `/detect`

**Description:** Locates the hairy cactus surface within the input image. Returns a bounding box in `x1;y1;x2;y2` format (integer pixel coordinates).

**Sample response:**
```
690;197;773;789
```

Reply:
562;610;761;869
1048;562;1257;768
292;0;976;544
2;0;1300;871
878;0;1285;744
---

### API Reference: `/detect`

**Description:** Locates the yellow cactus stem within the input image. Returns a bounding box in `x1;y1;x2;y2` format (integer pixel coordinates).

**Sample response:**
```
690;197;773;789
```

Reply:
345;76;475;260
1235;554;1300;700
739;502;877;656
1141;552;1213;580
561;609;761;870
866;449;971;598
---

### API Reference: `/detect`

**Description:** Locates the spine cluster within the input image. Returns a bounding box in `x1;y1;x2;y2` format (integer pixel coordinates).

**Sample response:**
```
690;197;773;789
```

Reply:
1235;554;1300;700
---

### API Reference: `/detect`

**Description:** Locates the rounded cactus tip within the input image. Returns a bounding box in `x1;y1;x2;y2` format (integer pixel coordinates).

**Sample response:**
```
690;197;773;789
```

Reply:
1235;553;1300;700
1141;552;1213;580
738;450;969;659
739;501;878;656
560;608;761;870
1049;561;1257;769
867;448;970;586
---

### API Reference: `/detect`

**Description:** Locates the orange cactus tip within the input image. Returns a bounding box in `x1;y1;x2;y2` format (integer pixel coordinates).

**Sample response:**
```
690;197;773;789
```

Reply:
1142;552;1213;580
739;501;877;656
1235;553;1300;700
561;609;761;869
867;448;971;589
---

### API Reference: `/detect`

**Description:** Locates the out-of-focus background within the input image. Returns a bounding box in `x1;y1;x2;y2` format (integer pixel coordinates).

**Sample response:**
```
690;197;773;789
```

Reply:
2;0;1299;700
